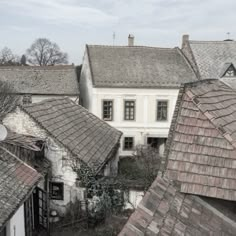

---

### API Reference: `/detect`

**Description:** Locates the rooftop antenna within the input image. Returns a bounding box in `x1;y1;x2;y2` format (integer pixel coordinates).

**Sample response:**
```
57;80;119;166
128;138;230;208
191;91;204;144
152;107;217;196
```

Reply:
227;32;230;39
0;124;8;141
113;32;116;46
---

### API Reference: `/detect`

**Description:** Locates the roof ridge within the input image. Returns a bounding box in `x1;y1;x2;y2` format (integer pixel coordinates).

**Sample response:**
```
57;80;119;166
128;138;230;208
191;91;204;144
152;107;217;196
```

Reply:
0;65;75;70
189;40;236;44
183;78;219;88
87;44;175;50
22;96;69;108
176;47;200;79
186;85;236;149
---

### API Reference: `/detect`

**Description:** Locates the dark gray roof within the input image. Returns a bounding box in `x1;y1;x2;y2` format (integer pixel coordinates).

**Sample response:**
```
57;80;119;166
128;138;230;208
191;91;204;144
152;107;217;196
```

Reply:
0;66;79;95
0;146;41;230
119;176;236;236
20;97;122;171
86;45;197;88
166;79;236;201
188;40;236;79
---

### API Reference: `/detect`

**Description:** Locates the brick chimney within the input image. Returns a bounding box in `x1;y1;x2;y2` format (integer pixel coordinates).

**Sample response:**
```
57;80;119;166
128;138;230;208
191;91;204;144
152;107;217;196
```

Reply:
182;34;189;48
128;34;134;46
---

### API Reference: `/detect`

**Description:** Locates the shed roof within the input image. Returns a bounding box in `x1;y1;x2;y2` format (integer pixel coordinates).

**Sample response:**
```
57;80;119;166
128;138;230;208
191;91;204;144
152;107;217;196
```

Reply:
86;45;197;88
0;65;79;95
119;176;236;236
0;146;41;230
166;79;236;201
187;40;236;79
3;130;44;151
20;97;122;171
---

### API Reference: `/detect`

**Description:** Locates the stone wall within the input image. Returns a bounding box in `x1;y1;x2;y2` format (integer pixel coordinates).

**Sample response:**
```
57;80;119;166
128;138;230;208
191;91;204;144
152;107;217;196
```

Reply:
3;108;84;216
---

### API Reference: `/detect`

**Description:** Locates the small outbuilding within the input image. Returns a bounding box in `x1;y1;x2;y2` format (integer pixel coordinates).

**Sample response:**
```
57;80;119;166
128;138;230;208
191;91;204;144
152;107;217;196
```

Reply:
3;97;122;215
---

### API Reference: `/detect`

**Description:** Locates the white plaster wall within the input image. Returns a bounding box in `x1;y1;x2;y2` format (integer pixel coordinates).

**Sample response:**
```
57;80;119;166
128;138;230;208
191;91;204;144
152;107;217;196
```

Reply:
6;205;25;236
45;138;84;215
90;87;179;156
124;190;144;209
79;50;93;110
3;107;47;138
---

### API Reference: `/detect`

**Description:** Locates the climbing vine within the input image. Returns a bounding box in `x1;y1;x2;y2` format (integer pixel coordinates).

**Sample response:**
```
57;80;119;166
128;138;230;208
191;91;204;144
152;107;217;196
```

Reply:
76;162;124;225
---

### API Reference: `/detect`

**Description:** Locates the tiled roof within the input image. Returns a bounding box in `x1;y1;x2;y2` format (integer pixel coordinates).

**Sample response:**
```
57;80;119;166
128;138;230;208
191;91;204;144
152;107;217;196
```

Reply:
1;130;50;176
0;65;79;95
0;146;41;230
86;45;197;88
187;40;236;79
20;97;122;171
119;176;236;236
166;79;236;201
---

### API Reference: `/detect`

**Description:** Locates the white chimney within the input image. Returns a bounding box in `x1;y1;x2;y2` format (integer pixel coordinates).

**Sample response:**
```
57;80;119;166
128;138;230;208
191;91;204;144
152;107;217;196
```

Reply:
128;34;134;46
182;34;189;48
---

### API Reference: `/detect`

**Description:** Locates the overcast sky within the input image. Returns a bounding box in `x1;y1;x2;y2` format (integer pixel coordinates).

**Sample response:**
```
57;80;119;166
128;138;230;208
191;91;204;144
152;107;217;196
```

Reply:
1;0;235;64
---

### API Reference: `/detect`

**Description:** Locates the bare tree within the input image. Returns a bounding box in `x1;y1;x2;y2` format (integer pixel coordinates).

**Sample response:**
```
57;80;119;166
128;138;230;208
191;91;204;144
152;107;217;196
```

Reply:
0;47;20;66
0;81;19;120
26;38;68;66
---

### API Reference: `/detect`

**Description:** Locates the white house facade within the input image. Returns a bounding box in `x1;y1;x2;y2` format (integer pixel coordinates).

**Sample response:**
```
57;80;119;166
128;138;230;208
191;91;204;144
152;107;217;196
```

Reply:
85;87;179;156
80;39;198;156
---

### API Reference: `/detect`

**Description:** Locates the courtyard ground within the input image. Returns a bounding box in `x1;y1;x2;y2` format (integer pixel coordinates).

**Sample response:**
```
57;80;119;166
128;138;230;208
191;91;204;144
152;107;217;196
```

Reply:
50;212;131;236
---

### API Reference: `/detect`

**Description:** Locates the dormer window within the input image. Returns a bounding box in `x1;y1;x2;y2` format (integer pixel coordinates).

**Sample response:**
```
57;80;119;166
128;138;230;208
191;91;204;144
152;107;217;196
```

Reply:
224;65;236;77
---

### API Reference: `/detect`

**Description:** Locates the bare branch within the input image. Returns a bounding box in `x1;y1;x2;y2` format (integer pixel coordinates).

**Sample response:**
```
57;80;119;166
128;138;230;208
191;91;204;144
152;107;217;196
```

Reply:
26;38;68;66
0;47;20;66
0;81;19;120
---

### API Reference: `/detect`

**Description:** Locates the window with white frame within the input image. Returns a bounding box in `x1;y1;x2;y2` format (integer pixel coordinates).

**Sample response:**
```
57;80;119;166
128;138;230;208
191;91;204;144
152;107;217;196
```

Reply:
124;100;135;120
157;100;168;121
123;137;134;150
103;100;113;121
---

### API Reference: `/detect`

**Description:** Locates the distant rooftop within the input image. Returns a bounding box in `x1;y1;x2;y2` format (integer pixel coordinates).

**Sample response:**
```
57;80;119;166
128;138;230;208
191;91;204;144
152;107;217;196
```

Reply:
0;65;79;95
86;45;198;88
182;35;236;80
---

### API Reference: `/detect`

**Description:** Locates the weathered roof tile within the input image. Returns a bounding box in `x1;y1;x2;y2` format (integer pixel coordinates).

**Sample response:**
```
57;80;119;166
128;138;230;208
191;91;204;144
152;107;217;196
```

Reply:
119;177;236;235
0;65;79;95
0;147;41;230
86;45;197;88
166;79;236;201
20;97;122;171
